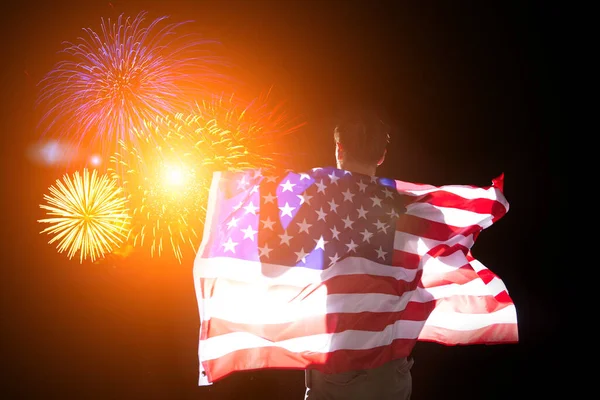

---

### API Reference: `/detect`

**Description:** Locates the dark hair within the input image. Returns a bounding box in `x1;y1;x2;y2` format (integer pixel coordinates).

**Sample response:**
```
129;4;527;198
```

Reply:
333;110;390;166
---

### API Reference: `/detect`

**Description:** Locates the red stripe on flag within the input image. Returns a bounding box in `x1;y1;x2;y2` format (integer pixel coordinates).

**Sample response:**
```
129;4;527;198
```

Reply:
427;243;469;259
421;264;481;287
392;249;421;269
205;301;437;341
418;323;518;345
323;272;422;295
397;214;482;242
494;291;513;304
432;294;514;314
416;191;507;219
474;267;497;285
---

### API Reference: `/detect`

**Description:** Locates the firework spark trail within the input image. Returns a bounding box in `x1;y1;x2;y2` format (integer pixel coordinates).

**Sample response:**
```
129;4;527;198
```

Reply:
109;93;305;263
39;169;130;263
36;11;229;155
191;92;306;167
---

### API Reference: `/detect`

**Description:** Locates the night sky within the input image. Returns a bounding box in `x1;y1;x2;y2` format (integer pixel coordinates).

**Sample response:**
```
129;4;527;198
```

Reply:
1;1;558;399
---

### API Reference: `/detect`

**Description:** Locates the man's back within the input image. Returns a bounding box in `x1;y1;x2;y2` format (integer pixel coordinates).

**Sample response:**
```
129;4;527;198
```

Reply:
304;111;414;400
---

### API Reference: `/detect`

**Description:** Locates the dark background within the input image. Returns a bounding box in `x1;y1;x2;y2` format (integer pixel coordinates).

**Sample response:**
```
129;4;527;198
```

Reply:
1;1;559;399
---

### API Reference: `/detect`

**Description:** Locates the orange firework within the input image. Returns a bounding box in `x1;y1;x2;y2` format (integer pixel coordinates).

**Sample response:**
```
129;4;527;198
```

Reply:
109;93;304;263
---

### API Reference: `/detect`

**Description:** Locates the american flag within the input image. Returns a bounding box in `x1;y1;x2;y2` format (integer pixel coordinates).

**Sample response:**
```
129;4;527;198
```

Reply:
193;167;518;385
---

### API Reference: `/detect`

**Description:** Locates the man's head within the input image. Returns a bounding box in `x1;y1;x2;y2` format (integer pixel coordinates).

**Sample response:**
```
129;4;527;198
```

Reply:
333;110;390;174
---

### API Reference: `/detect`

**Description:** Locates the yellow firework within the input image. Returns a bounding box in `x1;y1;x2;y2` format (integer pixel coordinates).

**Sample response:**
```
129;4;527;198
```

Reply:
110;93;304;263
39;168;130;263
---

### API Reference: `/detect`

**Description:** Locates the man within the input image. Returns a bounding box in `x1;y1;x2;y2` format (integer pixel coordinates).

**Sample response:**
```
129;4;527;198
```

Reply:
304;111;414;400
192;110;515;394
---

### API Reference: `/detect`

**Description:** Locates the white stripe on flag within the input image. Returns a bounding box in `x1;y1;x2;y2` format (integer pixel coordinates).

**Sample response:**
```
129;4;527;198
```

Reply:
406;202;496;229
202;290;421;325
398;184;507;203
424;304;517;331
393;231;475;254
422;278;499;299
421;251;472;273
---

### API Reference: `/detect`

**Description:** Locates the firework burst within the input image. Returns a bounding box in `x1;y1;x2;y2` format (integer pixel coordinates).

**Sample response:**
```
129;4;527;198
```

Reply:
36;11;228;154
39;169;130;263
191;92;306;167
109;93;304;263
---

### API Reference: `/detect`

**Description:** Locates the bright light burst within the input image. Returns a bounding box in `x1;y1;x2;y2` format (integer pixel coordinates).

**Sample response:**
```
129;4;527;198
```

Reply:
39;169;130;263
110;136;205;263
109;93;304;263
36;11;227;154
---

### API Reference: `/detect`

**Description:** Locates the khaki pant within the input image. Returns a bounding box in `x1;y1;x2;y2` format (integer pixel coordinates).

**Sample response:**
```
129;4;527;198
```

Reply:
304;357;413;400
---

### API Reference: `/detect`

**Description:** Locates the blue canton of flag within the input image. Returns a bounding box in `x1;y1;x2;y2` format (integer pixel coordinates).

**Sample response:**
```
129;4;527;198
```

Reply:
200;167;407;271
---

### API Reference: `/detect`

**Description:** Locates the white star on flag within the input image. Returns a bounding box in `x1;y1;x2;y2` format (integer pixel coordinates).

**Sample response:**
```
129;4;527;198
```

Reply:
328;172;340;185
328;252;341;266
342;215;354;229
297;192;313;205
315;207;328;222
375;246;387;260
258;243;273;258
237;176;248;189
342;189;355;202
360;229;374;243
370;196;383;208
373;219;387;231
263;192;276;204
279;202;295;218
316;180;327;194
222;238;238;253
345;239;358;253
294;248;309;263
357;206;368;219
328;199;339;213
261;217;275;230
296;218;312;234
280;180;296;192
241;225;258;241
226;216;240;230
244;201;259;215
278;231;293;246
357;180;368;192
314;236;328;251
330;225;341;240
